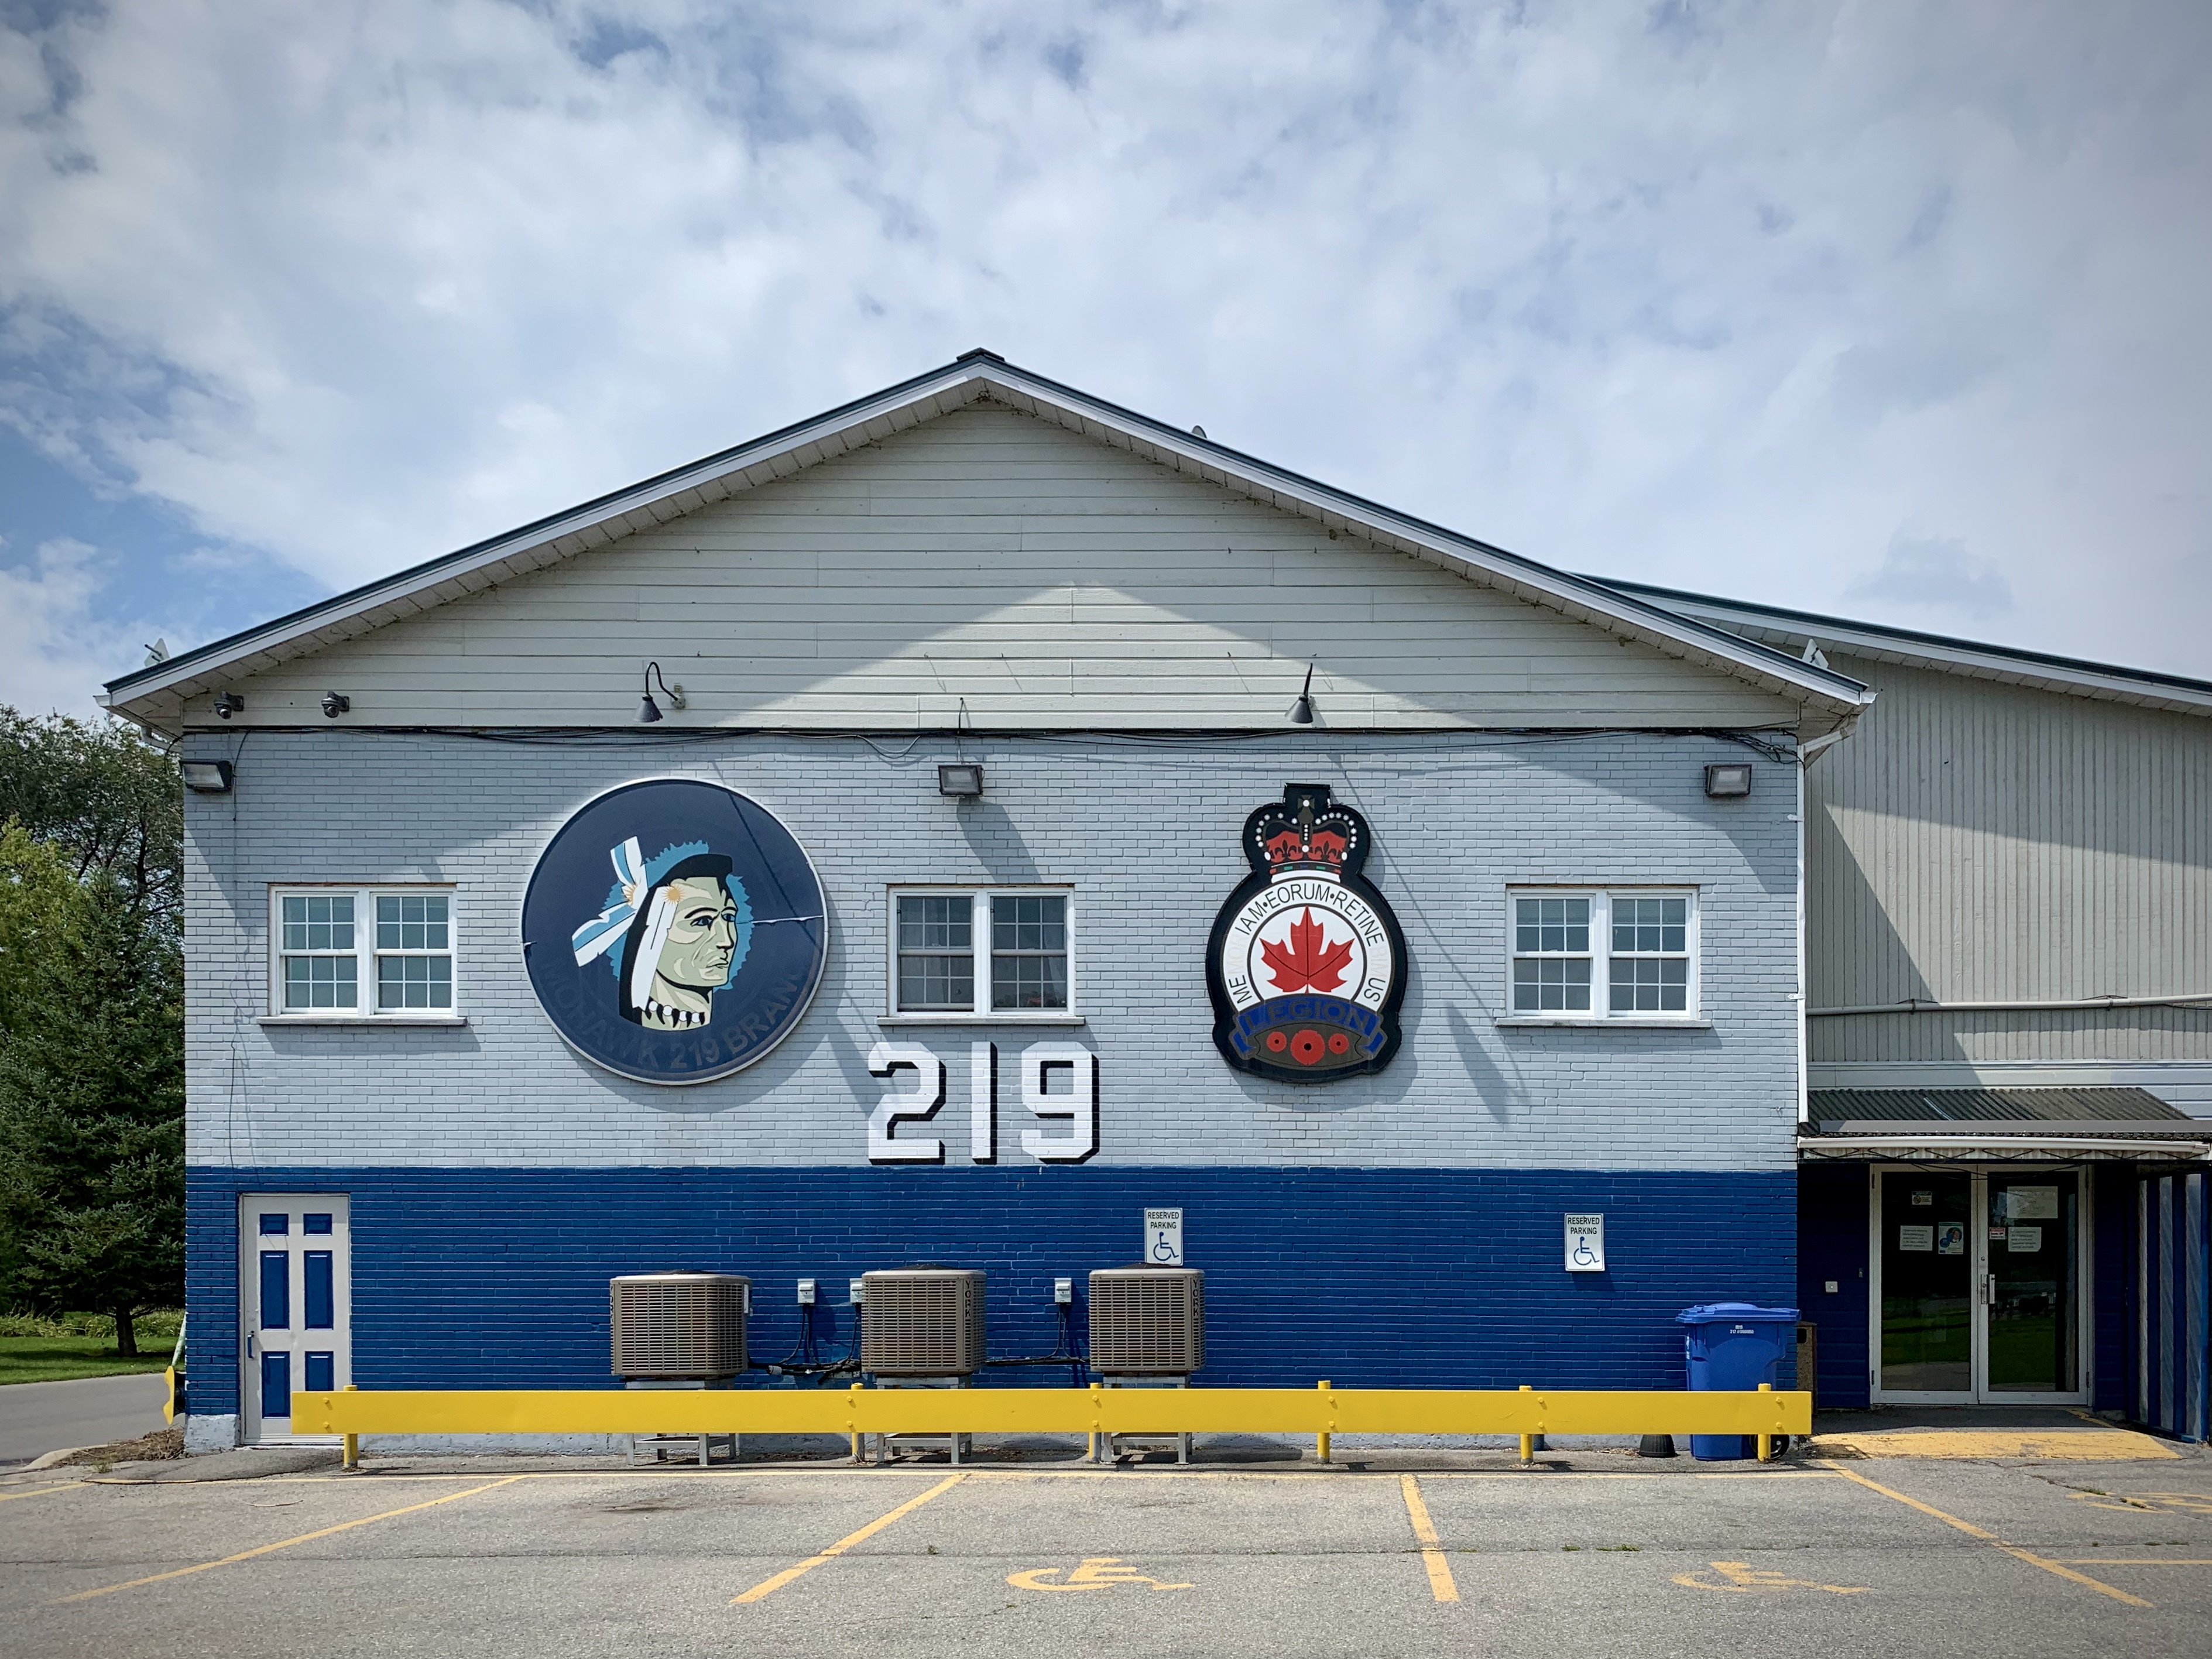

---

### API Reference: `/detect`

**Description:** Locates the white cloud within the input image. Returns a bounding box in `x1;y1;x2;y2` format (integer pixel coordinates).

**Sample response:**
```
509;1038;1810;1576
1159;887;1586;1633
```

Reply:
1;0;2208;679
1847;530;2014;623
0;536;152;716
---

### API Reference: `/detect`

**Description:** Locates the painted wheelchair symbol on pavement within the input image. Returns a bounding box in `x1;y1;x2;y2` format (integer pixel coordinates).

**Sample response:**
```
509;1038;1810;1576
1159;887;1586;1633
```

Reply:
1673;1561;1867;1595
1009;1558;1195;1593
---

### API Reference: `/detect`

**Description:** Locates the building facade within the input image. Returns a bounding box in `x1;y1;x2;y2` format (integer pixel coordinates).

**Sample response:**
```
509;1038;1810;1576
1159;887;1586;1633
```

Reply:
111;355;1873;1451
1623;584;2212;1437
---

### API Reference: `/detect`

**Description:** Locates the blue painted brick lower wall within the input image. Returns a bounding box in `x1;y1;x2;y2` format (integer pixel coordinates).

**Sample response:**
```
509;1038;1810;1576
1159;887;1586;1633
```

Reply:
185;1166;1797;1414
1796;1164;1871;1408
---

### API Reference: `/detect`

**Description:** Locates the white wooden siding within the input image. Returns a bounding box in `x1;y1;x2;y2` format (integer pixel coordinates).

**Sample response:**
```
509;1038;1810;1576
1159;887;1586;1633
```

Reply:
192;407;1799;732
1809;655;2212;1064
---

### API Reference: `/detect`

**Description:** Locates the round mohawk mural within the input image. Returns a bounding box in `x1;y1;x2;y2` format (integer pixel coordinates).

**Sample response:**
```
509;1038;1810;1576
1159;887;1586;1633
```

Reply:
522;779;828;1085
1206;783;1407;1083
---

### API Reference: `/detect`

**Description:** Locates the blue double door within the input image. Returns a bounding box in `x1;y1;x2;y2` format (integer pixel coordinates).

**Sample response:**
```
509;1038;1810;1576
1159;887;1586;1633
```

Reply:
240;1194;352;1442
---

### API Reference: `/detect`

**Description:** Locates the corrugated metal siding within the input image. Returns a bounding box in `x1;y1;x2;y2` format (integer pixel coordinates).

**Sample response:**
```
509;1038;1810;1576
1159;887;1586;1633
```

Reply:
1809;654;2212;1064
192;407;1798;732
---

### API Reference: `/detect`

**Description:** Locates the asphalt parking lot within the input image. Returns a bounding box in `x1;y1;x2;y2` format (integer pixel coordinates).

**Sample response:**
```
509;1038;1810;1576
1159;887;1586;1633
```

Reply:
5;1444;2210;1658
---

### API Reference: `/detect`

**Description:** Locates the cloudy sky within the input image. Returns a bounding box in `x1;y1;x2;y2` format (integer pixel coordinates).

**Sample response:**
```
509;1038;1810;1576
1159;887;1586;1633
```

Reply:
2;0;2208;716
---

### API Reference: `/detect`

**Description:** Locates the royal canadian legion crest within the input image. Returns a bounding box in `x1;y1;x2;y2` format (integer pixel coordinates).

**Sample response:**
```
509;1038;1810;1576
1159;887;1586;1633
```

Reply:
1205;784;1407;1082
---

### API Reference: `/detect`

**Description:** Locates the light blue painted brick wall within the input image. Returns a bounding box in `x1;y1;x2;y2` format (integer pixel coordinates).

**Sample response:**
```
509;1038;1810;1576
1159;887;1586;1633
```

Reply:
179;729;1799;1173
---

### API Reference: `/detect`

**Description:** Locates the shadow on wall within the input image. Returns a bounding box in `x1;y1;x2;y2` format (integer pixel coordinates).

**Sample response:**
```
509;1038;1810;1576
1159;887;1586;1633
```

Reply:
1448;1006;1517;1126
954;799;1042;883
1805;789;1957;1070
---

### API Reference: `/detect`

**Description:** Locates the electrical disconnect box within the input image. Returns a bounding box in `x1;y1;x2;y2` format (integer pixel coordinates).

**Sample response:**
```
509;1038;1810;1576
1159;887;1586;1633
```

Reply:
797;1278;817;1305
849;1278;866;1305
1054;1277;1074;1305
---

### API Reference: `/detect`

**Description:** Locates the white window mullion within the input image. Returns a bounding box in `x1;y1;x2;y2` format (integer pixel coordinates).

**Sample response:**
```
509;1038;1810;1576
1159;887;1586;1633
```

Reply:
971;890;990;1015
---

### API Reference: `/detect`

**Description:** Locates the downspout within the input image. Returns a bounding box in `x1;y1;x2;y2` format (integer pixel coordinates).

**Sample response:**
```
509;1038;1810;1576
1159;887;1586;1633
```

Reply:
1797;747;1809;1127
1793;701;1868;1127
1793;714;1866;1127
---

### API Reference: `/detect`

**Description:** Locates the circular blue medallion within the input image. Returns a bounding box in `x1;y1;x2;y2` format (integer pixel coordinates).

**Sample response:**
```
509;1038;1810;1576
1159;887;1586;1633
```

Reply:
522;779;828;1085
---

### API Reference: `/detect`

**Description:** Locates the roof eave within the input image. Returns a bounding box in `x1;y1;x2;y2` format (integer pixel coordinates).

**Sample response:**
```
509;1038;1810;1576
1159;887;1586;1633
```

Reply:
1598;577;2212;718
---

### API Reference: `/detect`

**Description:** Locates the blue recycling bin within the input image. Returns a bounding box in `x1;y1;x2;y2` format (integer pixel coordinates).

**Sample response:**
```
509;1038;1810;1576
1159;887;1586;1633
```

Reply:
1678;1302;1799;1461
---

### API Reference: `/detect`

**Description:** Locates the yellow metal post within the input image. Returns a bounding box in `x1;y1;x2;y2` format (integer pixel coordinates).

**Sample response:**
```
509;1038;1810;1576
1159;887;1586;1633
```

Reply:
1316;1380;1331;1463
342;1383;360;1471
1518;1384;1536;1462
1756;1382;1773;1462
849;1383;863;1463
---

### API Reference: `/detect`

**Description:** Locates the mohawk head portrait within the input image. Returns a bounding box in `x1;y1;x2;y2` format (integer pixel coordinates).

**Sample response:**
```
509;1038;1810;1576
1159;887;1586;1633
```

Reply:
570;838;754;1030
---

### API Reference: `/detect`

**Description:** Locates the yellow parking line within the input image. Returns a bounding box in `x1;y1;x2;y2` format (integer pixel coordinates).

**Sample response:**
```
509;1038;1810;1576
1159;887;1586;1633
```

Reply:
2057;1559;2212;1566
732;1473;966;1604
1398;1474;1459;1603
53;1476;526;1603
0;1482;87;1503
1819;1461;2149;1607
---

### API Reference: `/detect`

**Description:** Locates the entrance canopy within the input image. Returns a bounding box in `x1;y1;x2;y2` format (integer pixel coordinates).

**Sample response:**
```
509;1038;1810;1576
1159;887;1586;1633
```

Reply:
1801;1087;2210;1163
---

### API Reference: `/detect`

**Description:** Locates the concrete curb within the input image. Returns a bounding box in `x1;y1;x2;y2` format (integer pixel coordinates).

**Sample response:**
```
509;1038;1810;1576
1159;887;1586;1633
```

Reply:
22;1446;95;1471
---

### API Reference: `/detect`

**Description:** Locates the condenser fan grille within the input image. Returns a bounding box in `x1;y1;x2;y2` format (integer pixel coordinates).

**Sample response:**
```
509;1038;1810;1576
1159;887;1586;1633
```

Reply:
609;1273;748;1379
861;1270;987;1376
1088;1269;1204;1376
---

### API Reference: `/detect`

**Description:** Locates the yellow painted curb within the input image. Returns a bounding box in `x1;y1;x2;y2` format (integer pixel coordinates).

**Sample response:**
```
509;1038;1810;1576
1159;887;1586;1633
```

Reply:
1809;1430;2178;1461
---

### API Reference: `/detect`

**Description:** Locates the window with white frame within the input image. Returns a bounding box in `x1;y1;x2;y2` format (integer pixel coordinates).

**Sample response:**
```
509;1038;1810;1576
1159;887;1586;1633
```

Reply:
890;889;1073;1016
272;888;457;1016
1508;889;1696;1019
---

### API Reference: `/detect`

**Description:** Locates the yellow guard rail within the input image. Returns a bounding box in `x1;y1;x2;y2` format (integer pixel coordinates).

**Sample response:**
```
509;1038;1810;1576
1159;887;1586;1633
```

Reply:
296;1382;1809;1465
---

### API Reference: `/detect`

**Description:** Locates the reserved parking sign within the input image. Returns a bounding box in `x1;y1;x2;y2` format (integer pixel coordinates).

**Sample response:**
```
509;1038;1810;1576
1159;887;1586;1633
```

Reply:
1565;1213;1606;1273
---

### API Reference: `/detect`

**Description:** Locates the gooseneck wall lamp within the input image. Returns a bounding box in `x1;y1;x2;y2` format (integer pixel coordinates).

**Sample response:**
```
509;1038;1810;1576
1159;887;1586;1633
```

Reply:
1287;663;1316;726
637;662;686;724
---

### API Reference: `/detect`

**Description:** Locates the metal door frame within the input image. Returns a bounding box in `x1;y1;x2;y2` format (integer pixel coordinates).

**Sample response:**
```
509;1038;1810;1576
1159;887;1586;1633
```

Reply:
1868;1164;2094;1406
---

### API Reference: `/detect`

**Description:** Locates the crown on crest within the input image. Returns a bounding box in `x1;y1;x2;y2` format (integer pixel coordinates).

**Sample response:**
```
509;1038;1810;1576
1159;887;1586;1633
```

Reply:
1241;784;1369;879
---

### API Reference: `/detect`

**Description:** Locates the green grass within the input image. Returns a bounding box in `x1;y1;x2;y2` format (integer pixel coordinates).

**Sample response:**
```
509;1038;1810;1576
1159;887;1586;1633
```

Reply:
0;1335;173;1385
0;1312;184;1384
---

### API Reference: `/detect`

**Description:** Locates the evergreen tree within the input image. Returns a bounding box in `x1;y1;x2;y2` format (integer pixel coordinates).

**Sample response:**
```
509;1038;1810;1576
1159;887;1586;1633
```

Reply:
0;711;186;1353
0;850;185;1352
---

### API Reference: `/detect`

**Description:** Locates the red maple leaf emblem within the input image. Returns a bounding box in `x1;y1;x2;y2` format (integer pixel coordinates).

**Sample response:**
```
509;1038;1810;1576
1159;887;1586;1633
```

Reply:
1261;908;1354;993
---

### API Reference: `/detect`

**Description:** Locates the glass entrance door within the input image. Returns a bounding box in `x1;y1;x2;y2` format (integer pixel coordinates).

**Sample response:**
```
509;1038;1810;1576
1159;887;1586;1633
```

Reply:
1873;1168;2088;1404
1984;1172;2080;1397
1878;1171;1974;1394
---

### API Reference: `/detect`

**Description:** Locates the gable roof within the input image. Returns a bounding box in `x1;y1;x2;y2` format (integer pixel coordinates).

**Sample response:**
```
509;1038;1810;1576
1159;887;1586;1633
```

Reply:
102;351;1873;736
1597;577;2212;719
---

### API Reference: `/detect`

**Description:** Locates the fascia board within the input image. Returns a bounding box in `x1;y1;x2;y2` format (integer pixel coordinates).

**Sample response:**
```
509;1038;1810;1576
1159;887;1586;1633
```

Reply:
1601;578;2212;718
105;355;1873;729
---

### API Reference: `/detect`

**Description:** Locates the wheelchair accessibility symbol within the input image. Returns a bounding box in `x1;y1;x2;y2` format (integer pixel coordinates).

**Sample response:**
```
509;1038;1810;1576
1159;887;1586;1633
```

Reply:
1572;1236;1599;1267
1673;1561;1866;1595
1009;1558;1194;1593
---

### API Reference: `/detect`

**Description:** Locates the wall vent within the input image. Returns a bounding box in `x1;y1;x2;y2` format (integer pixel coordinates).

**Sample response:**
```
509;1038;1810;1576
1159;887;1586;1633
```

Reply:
1089;1267;1205;1376
609;1272;749;1380
860;1268;987;1376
